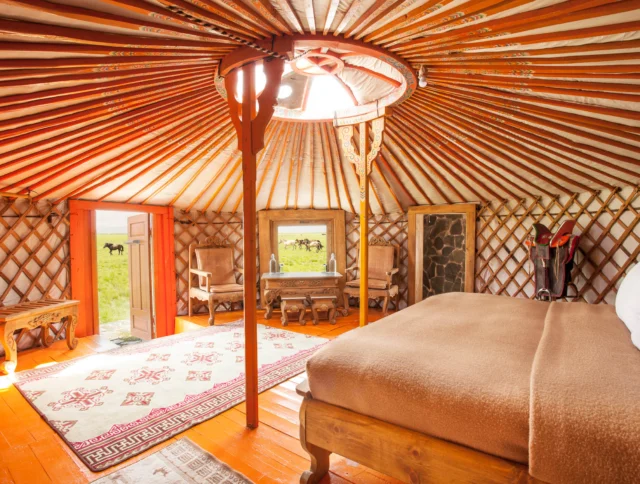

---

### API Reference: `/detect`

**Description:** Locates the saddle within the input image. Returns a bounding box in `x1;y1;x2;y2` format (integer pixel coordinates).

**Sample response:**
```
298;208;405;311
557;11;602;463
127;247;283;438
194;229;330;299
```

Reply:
526;220;580;301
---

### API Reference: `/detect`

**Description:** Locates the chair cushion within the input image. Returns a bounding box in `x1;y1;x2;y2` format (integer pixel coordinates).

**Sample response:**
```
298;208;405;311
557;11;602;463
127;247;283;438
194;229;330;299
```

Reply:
195;247;236;286
209;283;243;294
345;278;389;290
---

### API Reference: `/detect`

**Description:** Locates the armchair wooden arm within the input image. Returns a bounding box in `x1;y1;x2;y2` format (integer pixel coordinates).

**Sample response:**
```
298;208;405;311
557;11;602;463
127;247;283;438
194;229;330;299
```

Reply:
190;268;212;277
189;268;211;292
385;267;399;288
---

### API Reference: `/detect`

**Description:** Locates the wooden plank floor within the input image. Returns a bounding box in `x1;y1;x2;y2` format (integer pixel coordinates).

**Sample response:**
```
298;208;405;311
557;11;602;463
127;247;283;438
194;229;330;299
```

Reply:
0;309;400;484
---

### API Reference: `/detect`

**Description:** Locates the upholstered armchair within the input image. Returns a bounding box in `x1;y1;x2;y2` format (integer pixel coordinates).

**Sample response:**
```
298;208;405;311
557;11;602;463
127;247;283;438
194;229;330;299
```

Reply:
188;237;244;325
344;237;400;314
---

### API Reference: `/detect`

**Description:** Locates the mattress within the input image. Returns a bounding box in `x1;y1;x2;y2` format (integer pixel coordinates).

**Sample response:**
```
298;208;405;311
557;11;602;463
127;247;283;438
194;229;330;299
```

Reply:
306;292;549;464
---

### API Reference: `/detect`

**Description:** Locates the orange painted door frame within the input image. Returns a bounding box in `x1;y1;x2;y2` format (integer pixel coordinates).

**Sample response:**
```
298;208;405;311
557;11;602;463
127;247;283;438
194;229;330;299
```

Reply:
68;200;176;339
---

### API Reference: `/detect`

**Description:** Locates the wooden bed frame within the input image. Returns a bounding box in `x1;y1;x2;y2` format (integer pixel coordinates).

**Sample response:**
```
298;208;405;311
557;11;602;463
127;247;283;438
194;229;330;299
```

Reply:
296;381;539;484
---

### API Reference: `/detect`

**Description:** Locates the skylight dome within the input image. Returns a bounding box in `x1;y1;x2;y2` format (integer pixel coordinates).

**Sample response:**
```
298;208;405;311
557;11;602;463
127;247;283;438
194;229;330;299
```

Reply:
216;38;415;122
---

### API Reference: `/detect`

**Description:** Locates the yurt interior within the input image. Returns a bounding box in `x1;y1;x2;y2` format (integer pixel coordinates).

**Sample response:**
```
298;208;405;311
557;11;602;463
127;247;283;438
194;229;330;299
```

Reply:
0;1;639;483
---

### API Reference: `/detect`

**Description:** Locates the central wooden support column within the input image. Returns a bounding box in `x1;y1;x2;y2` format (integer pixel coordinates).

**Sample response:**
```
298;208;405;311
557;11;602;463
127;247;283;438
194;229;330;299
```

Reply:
337;109;390;326
224;57;285;428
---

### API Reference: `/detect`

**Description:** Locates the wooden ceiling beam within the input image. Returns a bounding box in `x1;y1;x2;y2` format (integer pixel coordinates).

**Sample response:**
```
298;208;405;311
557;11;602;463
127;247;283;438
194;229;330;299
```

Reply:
422;87;640;177
98;0;263;38
96;115;225;202
4;0;254;44
402;103;546;198
394;108;514;200
25;91;220;195
388;118;489;202
343;63;402;88
323;0;340;35
422;99;604;192
265;122;293;209
132;126;237;204
423;85;640;155
0;77;210;165
244;0;295;35
202;0;281;35
272;0;304;34
343;0;392;39
170;132;238;208
158;0;274;37
53;100;223;202
0;84;213;183
304;0;316;34
371;0;503;44
423;91;636;186
0;65;215;111
0;56;215;71
413;39;640;61
0;18;235;50
327;124;355;213
397;20;640;56
19;93;219;199
0;73;214;143
409;101;581;196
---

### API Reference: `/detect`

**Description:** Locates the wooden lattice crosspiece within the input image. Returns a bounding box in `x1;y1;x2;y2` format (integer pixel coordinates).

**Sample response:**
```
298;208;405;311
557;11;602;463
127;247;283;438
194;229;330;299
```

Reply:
336;109;392;326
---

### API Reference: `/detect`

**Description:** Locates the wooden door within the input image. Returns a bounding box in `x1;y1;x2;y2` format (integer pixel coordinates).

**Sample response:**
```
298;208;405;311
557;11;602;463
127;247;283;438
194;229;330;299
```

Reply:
128;214;153;340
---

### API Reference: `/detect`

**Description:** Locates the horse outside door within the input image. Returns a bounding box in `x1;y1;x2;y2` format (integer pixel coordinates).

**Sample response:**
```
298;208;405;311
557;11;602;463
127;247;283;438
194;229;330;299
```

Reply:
128;214;154;340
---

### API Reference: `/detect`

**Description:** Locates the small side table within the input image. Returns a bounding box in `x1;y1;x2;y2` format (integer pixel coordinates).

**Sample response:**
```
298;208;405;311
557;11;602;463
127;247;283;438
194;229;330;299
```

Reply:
281;297;307;326
310;296;337;325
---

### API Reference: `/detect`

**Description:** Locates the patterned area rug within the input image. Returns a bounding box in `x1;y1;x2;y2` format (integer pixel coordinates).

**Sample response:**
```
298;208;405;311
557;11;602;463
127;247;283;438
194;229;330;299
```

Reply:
93;438;252;483
15;322;325;471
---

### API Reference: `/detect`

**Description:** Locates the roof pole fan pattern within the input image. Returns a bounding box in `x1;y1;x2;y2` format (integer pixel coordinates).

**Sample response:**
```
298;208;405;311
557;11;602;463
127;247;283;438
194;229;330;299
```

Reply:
0;0;637;213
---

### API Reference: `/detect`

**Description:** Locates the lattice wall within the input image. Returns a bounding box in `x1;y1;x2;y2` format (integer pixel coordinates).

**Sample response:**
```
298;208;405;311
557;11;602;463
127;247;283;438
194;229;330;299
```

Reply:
173;210;245;316
346;212;409;310
0;198;70;355
476;187;640;304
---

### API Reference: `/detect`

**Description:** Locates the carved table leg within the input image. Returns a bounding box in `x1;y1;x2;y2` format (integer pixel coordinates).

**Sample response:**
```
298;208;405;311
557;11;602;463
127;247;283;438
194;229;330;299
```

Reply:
66;315;78;350
264;293;274;320
1;323;17;374
281;301;289;327
329;302;337;325
41;323;54;347
299;307;307;326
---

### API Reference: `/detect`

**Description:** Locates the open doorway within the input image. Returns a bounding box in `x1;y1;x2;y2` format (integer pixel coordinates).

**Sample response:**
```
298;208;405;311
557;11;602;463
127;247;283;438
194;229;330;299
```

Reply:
96;210;153;345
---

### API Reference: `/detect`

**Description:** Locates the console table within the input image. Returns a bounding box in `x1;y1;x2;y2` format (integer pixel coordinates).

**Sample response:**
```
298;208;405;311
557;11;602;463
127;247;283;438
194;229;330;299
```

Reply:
0;299;79;374
262;272;346;320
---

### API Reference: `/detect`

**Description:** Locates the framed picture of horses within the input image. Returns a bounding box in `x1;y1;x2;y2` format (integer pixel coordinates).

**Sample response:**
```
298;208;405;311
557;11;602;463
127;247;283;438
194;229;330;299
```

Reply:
258;210;346;308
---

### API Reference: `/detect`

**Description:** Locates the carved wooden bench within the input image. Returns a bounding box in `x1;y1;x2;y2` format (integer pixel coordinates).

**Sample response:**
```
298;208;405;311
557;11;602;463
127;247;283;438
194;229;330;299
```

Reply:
281;297;308;326
310;296;337;325
0;299;79;374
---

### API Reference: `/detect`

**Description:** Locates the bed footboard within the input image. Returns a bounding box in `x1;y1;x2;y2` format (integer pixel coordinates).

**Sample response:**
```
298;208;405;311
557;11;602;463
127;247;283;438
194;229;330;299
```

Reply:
296;380;536;484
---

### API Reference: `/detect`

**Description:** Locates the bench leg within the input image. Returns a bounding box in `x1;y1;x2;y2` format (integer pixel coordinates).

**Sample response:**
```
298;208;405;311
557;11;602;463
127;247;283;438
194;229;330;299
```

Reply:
281;303;289;326
66;315;78;350
1;323;17;374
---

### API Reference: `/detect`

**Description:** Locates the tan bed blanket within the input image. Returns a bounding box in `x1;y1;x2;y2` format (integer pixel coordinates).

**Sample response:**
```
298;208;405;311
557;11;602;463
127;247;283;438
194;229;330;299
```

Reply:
307;292;549;464
307;293;640;482
530;302;640;484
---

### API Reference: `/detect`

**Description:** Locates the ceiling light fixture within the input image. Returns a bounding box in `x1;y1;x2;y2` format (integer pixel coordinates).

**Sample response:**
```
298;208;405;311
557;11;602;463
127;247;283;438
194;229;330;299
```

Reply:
418;66;428;88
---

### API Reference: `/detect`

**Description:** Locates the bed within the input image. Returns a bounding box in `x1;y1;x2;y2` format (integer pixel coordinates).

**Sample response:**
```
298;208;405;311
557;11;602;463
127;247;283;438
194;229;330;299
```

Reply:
298;292;640;483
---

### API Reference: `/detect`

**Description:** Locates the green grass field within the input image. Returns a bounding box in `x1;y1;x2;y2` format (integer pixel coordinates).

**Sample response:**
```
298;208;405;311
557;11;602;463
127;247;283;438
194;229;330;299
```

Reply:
277;233;327;272
97;234;130;324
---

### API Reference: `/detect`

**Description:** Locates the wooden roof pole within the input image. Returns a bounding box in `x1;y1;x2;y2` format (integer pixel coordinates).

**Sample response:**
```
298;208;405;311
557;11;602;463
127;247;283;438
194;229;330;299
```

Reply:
336;109;390;326
224;57;285;429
